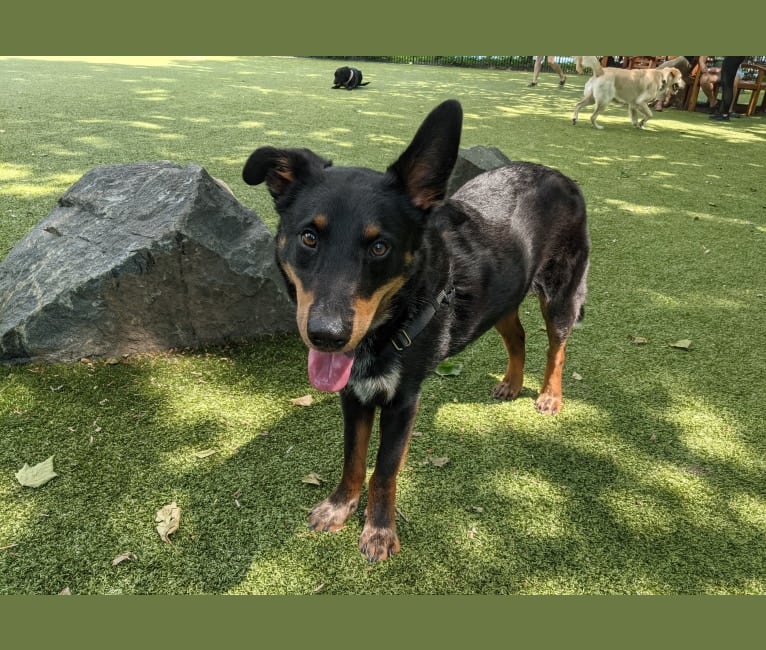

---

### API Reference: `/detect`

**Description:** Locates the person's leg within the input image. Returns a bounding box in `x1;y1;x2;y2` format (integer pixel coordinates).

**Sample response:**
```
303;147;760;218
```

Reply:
700;70;719;110
711;56;746;120
529;56;544;86
547;56;566;85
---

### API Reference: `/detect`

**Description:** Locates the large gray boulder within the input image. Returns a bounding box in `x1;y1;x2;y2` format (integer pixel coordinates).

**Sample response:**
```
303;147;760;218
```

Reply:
0;161;296;365
446;145;512;196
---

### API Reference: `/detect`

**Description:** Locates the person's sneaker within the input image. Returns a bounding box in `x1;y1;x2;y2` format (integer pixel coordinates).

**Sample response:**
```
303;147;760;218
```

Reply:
730;112;742;118
710;113;730;121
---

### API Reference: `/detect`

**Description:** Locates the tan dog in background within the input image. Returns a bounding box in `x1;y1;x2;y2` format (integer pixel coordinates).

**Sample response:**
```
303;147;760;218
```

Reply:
572;56;685;129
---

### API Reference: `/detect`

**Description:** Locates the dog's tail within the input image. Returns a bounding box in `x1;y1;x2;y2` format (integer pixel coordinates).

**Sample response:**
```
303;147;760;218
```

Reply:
581;56;604;77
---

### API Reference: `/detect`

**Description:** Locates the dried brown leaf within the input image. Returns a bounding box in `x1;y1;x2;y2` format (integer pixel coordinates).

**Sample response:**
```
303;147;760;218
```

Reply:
155;501;181;544
428;456;450;468
290;395;314;407
302;472;324;486
193;448;217;459
112;551;137;566
15;456;58;488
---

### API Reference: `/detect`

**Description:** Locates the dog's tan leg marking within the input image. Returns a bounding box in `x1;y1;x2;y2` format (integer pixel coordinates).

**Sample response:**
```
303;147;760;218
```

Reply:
308;406;374;532
535;296;567;415
359;400;419;562
492;310;526;400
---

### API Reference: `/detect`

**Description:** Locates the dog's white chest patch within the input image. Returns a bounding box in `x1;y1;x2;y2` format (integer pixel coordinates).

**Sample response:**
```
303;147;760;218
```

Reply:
349;356;402;404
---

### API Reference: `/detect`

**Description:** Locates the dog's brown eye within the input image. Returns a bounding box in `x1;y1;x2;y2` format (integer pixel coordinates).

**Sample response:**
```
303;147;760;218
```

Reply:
301;230;318;248
370;240;390;257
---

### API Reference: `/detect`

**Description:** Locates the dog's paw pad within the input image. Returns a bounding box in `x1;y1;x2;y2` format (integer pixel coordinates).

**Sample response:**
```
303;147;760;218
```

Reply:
534;393;562;415
359;525;400;562
492;381;521;401
308;497;358;532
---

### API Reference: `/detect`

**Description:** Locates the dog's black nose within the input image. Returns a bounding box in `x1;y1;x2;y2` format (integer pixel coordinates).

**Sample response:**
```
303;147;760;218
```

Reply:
307;317;351;351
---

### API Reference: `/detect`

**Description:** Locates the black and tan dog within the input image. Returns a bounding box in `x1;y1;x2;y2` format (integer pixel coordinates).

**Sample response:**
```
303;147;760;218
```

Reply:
332;66;369;90
242;100;590;562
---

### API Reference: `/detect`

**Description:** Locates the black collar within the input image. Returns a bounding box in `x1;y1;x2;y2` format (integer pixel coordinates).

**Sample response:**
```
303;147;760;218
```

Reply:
390;283;455;352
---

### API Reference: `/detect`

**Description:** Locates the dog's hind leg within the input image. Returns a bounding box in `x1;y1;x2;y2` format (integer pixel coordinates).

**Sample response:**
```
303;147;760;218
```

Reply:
572;94;595;125
492;310;526;400
589;102;607;129
535;296;572;415
535;256;588;414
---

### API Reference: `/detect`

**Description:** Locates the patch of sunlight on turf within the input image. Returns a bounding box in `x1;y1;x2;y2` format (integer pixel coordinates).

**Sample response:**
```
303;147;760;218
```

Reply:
134;89;169;96
0;56;240;67
669;399;758;469
307;128;354;147
663;117;766;144
728;493;766;530
640;288;746;310
162;385;288;434
227;557;311;594
0;492;39;544
125;121;164;131
702;578;766;595
637;461;715;510
0;172;80;197
434;403;499;437
602;488;676;535
237;121;265;129
684;210;766;232
0;164;32;182
74;136;111;148
492;470;569;538
604;198;669;216
367;133;407;145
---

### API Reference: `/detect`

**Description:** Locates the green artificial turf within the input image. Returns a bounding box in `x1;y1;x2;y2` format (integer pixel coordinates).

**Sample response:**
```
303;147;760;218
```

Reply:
1;56;765;594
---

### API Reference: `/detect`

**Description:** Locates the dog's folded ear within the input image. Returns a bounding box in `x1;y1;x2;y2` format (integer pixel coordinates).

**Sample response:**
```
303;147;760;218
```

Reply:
243;147;332;201
386;99;462;210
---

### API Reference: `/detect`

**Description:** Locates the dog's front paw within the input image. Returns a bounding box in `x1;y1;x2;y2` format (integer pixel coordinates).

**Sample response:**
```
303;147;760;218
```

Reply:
535;392;562;415
308;496;359;532
358;523;400;562
492;380;521;401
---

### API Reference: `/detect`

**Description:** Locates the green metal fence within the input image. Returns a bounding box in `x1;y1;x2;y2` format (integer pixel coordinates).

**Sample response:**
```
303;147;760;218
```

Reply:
312;55;581;73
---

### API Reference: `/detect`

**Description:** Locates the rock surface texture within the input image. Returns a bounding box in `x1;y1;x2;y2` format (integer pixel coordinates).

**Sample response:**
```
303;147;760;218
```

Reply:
0;161;295;364
446;145;512;196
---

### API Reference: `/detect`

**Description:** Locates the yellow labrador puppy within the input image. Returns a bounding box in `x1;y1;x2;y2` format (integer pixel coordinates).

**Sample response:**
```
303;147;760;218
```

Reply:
572;56;685;129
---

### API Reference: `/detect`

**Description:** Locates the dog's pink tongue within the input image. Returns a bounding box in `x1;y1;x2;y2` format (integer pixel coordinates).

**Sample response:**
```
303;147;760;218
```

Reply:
308;349;355;392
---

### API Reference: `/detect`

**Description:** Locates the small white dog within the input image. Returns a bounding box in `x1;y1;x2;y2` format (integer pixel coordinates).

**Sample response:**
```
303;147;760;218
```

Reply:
572;56;685;129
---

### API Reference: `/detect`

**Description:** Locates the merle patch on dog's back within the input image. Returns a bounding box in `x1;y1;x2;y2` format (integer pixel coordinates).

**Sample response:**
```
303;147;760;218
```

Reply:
242;99;590;562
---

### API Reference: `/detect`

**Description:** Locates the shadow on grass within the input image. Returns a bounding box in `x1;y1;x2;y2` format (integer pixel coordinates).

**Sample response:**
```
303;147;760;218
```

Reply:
2;56;765;594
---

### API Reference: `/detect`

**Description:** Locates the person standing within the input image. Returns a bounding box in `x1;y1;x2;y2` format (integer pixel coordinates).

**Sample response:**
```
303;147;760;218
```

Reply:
710;56;747;121
528;56;567;87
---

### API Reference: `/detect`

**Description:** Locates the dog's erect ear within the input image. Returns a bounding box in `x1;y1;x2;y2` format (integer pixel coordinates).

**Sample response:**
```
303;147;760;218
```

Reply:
242;147;332;200
386;99;462;210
